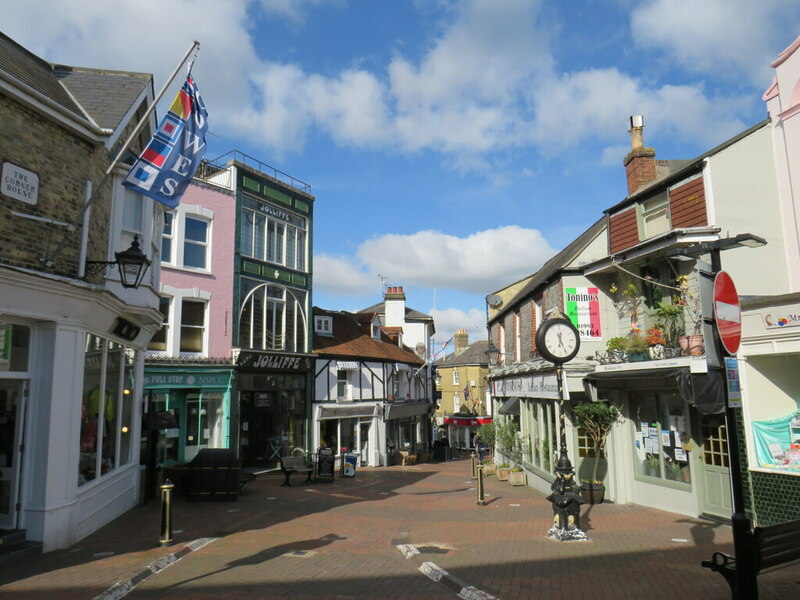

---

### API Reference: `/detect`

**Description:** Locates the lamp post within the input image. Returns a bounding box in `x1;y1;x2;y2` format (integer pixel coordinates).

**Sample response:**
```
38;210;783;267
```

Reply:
672;233;766;599
85;234;152;289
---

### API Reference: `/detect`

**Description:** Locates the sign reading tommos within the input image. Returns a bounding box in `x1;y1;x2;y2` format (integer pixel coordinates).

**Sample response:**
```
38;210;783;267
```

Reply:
564;287;602;340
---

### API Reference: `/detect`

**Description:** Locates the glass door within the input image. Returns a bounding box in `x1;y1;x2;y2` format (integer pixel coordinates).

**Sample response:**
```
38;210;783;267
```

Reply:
0;380;25;530
695;413;732;518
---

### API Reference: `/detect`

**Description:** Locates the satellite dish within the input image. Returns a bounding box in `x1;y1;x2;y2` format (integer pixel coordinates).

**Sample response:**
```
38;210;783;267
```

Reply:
487;294;503;308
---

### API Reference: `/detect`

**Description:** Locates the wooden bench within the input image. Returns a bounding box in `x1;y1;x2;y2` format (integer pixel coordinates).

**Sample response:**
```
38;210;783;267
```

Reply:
279;455;314;486
701;518;800;598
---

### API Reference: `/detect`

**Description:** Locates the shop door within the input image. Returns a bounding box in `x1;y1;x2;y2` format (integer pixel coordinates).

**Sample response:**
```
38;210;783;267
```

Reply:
359;422;370;465
0;380;26;530
696;414;732;518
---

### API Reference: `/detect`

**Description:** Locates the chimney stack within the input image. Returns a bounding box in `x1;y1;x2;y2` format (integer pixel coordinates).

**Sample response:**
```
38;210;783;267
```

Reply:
624;115;656;195
453;329;469;355
384;285;406;328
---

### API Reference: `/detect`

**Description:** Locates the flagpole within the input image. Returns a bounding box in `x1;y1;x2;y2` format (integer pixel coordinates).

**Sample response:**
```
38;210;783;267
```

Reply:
41;40;200;267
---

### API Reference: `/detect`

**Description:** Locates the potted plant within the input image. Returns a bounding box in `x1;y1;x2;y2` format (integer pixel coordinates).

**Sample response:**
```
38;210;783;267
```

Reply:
625;334;649;361
496;463;510;480
653;299;684;346
482;459;496;477
572;400;620;505
645;326;666;359
611;281;644;331
508;467;527;486
606;337;628;362
644;454;660;477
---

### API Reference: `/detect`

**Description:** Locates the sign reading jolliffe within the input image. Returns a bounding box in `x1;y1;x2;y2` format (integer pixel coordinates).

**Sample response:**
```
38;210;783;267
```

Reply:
2;162;39;205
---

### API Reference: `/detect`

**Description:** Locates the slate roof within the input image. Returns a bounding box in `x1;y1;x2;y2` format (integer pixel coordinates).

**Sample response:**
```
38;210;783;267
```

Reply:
435;340;489;367
359;300;433;322
313;307;424;365
0;32;151;133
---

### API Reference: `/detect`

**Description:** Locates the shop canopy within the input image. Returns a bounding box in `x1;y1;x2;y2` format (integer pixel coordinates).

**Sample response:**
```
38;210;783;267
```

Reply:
583;367;726;414
497;397;520;415
443;416;492;427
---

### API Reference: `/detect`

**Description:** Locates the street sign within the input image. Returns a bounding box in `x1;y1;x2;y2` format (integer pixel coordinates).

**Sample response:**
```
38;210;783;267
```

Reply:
714;271;741;355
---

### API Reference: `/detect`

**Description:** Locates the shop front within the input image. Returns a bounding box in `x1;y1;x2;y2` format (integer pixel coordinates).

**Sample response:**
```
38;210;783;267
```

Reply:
740;293;800;523
142;364;234;466
236;351;313;467
313;403;380;466
584;356;731;518
385;400;431;463
442;414;493;451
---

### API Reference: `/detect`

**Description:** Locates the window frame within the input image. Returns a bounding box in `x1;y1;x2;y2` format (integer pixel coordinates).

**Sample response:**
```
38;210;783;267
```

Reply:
637;192;671;240
160;205;214;273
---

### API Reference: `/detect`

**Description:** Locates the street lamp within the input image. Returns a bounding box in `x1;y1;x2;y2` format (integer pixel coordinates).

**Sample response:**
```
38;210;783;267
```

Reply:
485;341;499;367
85;234;151;289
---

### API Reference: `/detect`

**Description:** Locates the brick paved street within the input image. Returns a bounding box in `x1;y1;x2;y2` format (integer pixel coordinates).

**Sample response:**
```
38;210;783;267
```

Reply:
1;458;798;599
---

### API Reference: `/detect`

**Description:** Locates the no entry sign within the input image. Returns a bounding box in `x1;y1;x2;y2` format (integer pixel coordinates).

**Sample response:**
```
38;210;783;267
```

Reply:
714;271;741;355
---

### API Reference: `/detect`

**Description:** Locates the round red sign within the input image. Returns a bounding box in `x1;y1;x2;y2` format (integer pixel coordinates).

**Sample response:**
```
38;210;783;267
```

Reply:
714;271;741;355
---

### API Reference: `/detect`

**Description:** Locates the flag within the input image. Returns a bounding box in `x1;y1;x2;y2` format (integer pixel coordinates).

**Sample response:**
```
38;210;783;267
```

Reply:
463;386;470;402
123;75;208;208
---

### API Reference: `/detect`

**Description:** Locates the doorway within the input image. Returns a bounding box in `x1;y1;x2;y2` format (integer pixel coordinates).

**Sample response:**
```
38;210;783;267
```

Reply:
0;380;26;530
696;413;732;518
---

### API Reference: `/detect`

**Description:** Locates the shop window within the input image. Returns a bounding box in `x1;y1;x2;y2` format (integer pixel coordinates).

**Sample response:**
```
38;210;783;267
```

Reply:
631;391;692;485
180;300;206;353
0;323;30;372
400;420;413;449
238;280;307;353
147;297;171;352
79;335;136;486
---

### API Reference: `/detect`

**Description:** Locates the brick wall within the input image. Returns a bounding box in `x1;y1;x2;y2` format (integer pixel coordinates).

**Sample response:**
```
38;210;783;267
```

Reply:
0;94;111;280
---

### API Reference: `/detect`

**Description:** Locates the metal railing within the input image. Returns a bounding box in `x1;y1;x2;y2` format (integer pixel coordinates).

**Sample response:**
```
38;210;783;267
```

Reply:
200;150;312;193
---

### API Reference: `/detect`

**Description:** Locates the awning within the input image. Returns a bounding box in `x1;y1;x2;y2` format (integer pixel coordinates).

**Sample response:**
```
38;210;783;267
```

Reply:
337;361;358;370
497;397;520;415
319;404;377;419
384;400;429;420
443;416;493;427
583;367;725;414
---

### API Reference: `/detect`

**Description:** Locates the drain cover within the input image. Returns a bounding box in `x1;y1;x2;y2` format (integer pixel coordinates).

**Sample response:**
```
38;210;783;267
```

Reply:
285;550;317;558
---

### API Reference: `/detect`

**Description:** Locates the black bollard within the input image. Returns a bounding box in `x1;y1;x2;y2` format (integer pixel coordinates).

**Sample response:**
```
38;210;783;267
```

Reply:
476;463;486;506
471;452;477;479
159;479;174;546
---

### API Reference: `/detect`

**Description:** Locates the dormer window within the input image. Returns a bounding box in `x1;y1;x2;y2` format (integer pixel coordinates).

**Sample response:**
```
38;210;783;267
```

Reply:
638;193;670;240
315;316;332;336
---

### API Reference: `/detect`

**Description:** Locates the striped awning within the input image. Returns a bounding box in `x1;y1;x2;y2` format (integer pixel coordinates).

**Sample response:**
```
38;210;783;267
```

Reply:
337;361;359;370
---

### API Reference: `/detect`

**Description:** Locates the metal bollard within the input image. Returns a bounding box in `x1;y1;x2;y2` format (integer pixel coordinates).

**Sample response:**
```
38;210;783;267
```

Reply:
159;479;174;546
476;464;486;506
471;452;477;479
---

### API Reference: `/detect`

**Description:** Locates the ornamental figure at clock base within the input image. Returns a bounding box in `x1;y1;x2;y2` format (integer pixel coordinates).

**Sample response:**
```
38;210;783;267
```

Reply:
546;444;588;542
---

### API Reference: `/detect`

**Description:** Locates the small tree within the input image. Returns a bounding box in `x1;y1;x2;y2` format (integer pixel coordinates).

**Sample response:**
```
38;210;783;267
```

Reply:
572;400;620;485
477;422;495;450
494;418;524;468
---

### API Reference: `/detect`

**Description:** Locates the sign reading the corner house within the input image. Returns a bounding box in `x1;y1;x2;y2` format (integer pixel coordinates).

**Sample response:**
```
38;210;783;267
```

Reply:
237;351;312;371
2;162;39;205
493;372;559;399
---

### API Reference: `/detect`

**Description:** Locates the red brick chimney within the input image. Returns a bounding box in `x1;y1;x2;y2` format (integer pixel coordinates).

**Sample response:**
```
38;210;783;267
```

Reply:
623;115;656;195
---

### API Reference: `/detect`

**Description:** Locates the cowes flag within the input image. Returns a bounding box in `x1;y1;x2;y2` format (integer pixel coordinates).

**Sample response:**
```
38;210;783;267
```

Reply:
123;75;208;208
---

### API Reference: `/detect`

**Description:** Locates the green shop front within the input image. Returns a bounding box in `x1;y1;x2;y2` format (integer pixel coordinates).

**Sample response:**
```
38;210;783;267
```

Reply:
142;361;235;466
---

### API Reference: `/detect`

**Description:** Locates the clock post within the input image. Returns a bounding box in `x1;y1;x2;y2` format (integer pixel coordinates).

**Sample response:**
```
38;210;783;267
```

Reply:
536;315;587;542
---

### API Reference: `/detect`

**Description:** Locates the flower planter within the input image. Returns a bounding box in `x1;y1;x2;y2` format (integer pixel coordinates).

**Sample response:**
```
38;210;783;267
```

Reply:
508;470;527;486
689;334;704;355
678;335;690;355
496;466;510;481
482;463;496;477
580;482;605;505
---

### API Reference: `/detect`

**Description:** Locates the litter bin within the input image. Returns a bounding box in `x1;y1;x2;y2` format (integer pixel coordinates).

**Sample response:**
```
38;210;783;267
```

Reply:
184;448;241;501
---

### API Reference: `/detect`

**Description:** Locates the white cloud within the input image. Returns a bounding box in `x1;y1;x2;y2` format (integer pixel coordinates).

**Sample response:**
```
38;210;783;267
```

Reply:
257;0;341;24
431;307;487;349
313;254;376;297
631;0;800;84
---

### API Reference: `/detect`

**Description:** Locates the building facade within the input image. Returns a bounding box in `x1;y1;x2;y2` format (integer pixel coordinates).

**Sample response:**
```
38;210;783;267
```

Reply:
0;33;162;550
312;307;428;466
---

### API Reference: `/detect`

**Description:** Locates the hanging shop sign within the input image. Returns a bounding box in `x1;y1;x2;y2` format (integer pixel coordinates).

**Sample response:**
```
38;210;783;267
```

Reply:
564;286;602;340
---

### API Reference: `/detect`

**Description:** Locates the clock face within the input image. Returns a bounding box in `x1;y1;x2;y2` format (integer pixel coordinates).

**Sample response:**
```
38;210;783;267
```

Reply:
537;317;580;364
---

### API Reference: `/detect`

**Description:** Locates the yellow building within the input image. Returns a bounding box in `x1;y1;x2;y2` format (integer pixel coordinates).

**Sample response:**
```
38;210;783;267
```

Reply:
433;330;491;449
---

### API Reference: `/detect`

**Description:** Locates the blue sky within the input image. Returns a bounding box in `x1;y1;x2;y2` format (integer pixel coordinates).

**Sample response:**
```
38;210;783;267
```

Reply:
5;0;800;349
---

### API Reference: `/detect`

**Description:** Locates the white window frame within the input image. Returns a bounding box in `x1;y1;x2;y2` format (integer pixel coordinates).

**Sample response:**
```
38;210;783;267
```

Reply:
514;312;521;362
240;206;308;272
337;369;350;401
453;392;461;413
452;369;460;386
108;178;157;289
637;192;670;240
161;204;214;273
155;285;211;356
315;316;332;335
